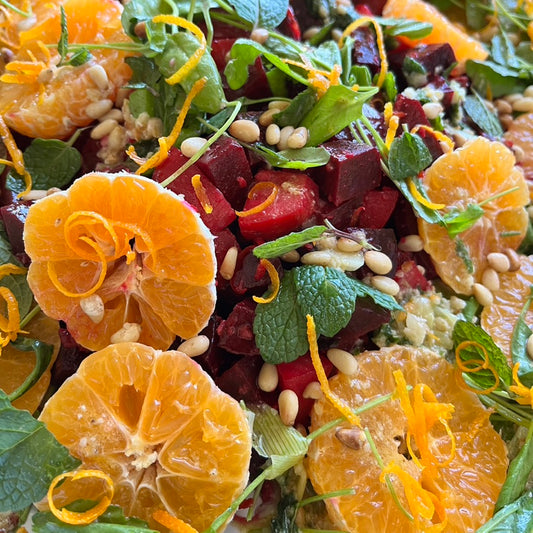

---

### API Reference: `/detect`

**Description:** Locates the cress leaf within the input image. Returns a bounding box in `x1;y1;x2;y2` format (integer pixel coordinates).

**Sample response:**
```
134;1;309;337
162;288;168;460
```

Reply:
393;179;443;225
376;17;433;39
273;89;316;128
349;277;403;312
511;287;533;387
57;7;68;61
0;231;20;266
253;226;328;259
275;147;331;169
476;492;533;533
463;91;504;138
388;132;433;182
0;391;80;512
466;60;530;99
272;494;299;533
452;320;513;388
294;266;357;337
254;269;309;364
301;85;378;146
491;34;521;70
442;204;484;239
495;423;533;512
0;273;32;319
455;238;473;274
226;0;289;28
7;139;82;194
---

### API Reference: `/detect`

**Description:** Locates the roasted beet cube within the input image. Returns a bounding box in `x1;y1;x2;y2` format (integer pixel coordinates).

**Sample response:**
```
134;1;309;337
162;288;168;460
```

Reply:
416;126;444;161
239;170;318;242
196;136;253;209
395;259;432;292
192;316;230;378
394;94;430;130
351;26;380;75
152;147;235;232
425;75;455;110
211;38;237;71
51;328;91;386
230;246;282;296
315;197;363;231
353;1;388;15
0;201;30;254
357;186;400;229
217;299;260;356
278;5;301;40
312;140;382;207
404;43;456;77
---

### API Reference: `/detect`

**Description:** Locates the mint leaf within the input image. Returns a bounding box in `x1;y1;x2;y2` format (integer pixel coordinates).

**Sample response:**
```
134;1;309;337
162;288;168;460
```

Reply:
511;287;533;387
349;277;403;312
477;492;533;533
388;132;433;182
253;226;327;259
227;0;288;29
0;391;80;511
294;266;357;337
254;270;308;364
442;204;484;238
464;90;504;138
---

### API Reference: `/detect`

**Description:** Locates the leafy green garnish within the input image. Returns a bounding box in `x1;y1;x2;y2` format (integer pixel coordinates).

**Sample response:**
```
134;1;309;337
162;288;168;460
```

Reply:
511;287;533;387
476;491;533;533
463;90;504;138
273;88;316;128
0;391;80;512
57;7;92;66
271;494;299;533
253;226;328;259
388;131;433;182
226;0;288;29
455;238;474;274
251;145;331;170
442;204;485;239
348;277;403;312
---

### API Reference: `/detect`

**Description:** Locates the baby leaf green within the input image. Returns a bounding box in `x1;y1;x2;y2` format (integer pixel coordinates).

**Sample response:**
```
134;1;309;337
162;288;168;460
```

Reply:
388;132;432;182
511;287;533;387
476;492;533;533
253;226;327;259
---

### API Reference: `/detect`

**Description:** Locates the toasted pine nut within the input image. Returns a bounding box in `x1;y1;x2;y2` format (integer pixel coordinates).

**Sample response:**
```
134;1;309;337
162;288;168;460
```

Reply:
370;275;400;296
287;127;308;149
21;189;48;201
99;108;123;123
258;363;278;392
481;268;500;292
277;126;294;151
250;28;269;44
259;109;279;126
87;64;109;90
503;248;521;272
327;348;358;376
178;335;210;357
90;119;118;140
110;322;141;343
268;100;290;111
524;85;533;98
229;119;260;143
180;136;208;158
303;26;320;40
265;123;281;146
527;333;533;360
364;250;393;275
335;427;365;450
512;97;533;113
107;125;127;151
494;99;513;114
336;237;363;253
303;381;322;400
279;389;299;426
473;283;493;307
280;249;300;263
487;252;510;273
398;234;424;253
422;102;443;120
86;99;113;119
79;294;105;324
219;246;239;280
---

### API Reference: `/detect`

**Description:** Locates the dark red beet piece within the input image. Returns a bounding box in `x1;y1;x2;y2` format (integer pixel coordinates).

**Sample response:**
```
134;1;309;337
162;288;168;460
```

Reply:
314;197;362;231
230;246;282;296
425;75;455;110
192;316;232;378
394;94;430;130
51;328;91;386
351;27;380;75
278;5;301;40
311;140;382;207
239;170;319;242
357;187;400;229
0;201;30;254
152;147;235;232
404;43;456;76
196;136;253;209
211;38;238;71
217;298;260;356
395;259;432;291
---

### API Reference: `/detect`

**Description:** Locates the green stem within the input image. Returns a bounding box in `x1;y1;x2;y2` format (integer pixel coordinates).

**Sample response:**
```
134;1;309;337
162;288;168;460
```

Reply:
187;0;196;21
212;0;236;17
210;10;251;31
298;488;355;508
354;119;373;148
478;186;520;207
0;0;31;16
359;115;387;156
201;0;214;48
20;305;41;330
493;0;528;31
479;393;533;427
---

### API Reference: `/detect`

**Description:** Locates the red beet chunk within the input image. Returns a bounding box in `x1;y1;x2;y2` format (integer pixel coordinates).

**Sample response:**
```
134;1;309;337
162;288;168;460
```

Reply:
425;75;455;110
192;316;230;378
312;140;382;207
278;5;301;40
314;197;362;231
395;259;431;292
394;94;430;130
217;298;260;356
357;187;400;229
230;246;282;296
196;136;253;209
51;328;91;386
1;201;30;254
404;43;456;76
239;170;319;242
277;354;334;425
211;38;237;71
152;147;235;232
417;127;444;161
354;1;387;15
351;27;380;75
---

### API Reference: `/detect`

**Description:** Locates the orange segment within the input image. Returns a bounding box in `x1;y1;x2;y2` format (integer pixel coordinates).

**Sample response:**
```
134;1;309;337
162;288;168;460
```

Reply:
38;342;252;531
0;0;134;139
504;112;533;200
306;346;508;533
23;172;217;351
418;137;529;295
382;0;488;63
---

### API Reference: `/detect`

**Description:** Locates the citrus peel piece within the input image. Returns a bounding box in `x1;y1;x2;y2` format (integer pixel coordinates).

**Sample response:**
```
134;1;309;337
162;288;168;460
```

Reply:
235;182;279;217
252;259;280;304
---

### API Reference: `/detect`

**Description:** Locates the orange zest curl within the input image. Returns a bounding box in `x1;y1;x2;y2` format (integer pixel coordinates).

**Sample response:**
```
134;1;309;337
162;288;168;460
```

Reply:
282;58;342;98
47;469;114;525
0;263;28;349
307;314;361;426
253;259;280;304
454;340;500;395
509;363;533;408
407;177;446;210
385;114;400;150
153;509;199;533
191;174;213;214
235;182;279;217
0;116;31;196
411;125;454;152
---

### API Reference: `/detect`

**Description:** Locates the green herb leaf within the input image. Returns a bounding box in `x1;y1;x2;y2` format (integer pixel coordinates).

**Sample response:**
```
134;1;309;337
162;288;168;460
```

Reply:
463;90;504;138
254;269;308;364
442;204;485;239
0;230;20;266
227;0;288;28
7;139;82;194
455;237;474;273
271;494;299;533
376;17;433;39
388;132;433;182
66;48;93;67
273;89;316;128
253;145;331;170
453;320;513;389
466;60;531;99
0;391;80;512
476;491;533;533
511;287;533;387
57;6;68;61
294;266;358;337
349;277;403;312
1;273;32;319
253;226;328;259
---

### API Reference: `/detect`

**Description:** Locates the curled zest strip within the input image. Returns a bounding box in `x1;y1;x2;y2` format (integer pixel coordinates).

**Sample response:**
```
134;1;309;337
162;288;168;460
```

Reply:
151;15;206;85
407;177;446;210
0;286;23;346
306;314;361;427
114;220;158;269
411;125;454;152
509;363;533;408
235;182;279;217
253;259;280;304
0;116;31;196
454;340;500;395
47;469;114;525
339;17;388;88
385;114;399;150
191;174;213;214
153;509;199;533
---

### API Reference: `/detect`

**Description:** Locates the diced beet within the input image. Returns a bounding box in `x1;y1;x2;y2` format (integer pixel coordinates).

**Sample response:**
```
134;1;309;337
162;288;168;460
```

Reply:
404;44;456;77
239;170;319;242
213;228;239;289
357;187;400;229
196;136;253;209
353;1;387;15
211;38;237;71
217;299;260;356
51;328;91;386
394;94;430;130
350;26;380;75
425;75;455;110
395;259;432;292
193;316;232;378
311;140;382;207
0;201;30;254
287;0;322;32
416;126;444;161
314;197;363;231
278;5;301;41
277;354;334;425
355;227;398;278
152;147;235;232
332;297;391;352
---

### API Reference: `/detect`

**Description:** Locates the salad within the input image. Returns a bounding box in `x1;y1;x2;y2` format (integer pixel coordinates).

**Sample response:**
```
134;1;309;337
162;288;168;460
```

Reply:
0;0;532;531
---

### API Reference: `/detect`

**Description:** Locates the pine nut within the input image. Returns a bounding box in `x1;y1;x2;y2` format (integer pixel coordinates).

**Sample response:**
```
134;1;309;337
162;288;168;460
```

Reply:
303;26;320;40
280;249;300;263
440;141;452;153
268;100;290;111
265;124;281;146
364;250;393;275
327;348;358;376
87;64;109;90
146;117;163;138
287;127;308;149
370;275;400;296
316;236;337;249
303;381;323;400
487;252;510;273
512;97;533;113
527;333;533;360
178;335;209;357
336;237;363;253
259;109;279;126
110;322;141;343
331;27;343;42
180;136;208;158
277;126;294;151
107;125;127;151
422;102;443;120
512;144;525;164
503;248;521;272
21;189;48;201
335;427;365;450
90;118;118;140
503;93;522;104
499;114;514;129
79;294;105;324
250;28;269;44
398;234;424;253
450;295;467;312
115;88;130;108
86;99;113;119
481;268;500;292
219;246;239;280
278;389;299;426
494;99;513;114
99;108;123;123
524;85;533;98
258;363;278;392
229;119;260;143
473;283;493;307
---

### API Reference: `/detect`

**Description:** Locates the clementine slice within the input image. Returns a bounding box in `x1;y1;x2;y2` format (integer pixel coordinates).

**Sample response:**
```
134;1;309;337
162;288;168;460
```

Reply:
0;0;133;139
23;172;217;351
418;137;529;295
383;0;488;63
504;112;533;200
306;346;508;532
38;342;252;531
